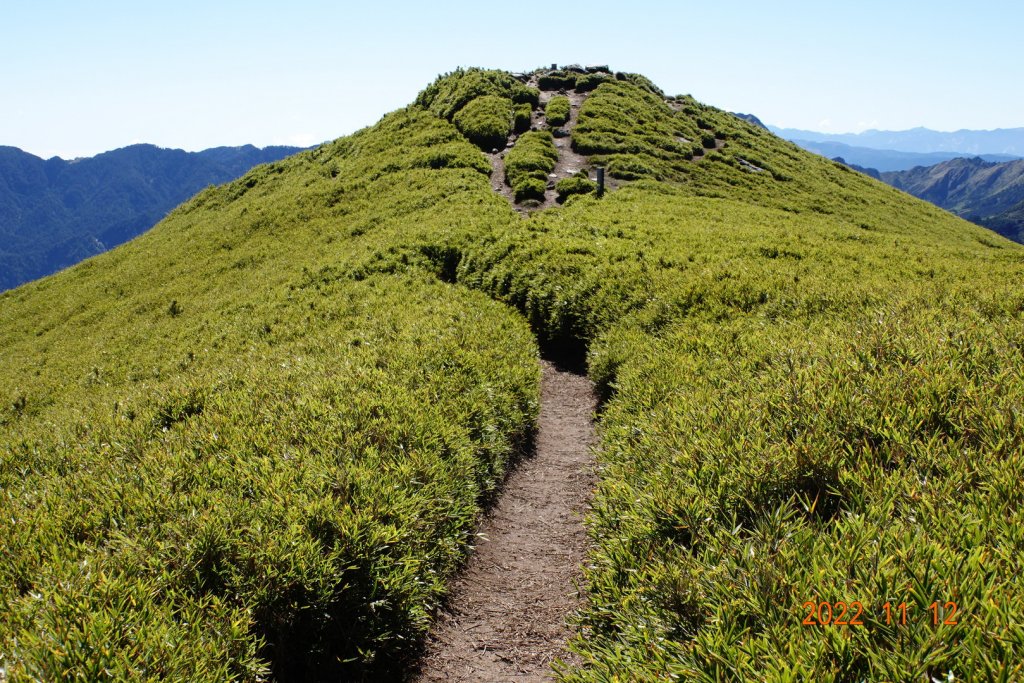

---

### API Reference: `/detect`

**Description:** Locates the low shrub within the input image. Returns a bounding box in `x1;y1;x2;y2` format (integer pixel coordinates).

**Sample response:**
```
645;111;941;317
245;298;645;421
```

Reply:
411;143;492;174
453;95;513;150
514;177;548;202
417;68;538;120
538;71;577;91
575;73;612;93
571;132;613;156
545;96;571;127
555;174;596;201
505;131;558;201
619;72;665;95
572;81;683;165
513;102;533;134
606;155;660;180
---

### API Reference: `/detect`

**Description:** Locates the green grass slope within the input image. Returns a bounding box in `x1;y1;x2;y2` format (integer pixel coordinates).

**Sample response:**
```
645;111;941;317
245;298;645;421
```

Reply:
457;76;1024;681
0;104;538;681
2;67;1023;681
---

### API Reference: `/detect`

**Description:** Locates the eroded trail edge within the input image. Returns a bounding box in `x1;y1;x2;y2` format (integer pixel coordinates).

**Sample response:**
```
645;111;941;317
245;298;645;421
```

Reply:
414;361;597;682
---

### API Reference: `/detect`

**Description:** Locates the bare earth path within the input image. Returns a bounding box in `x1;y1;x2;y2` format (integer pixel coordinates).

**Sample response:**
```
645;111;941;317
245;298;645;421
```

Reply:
486;77;605;213
413;361;597;682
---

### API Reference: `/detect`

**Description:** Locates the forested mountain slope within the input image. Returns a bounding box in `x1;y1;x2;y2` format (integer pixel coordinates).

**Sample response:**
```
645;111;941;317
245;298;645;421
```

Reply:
0;144;303;290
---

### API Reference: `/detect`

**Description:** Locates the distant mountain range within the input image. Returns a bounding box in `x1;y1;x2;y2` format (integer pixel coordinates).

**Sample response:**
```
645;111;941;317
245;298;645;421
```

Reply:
768;123;1024;242
789;139;1020;172
879;157;1024;243
0;143;305;290
770;125;1024;156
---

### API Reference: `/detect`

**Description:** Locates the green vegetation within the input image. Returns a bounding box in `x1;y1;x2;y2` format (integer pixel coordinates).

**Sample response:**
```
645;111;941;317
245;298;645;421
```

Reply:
459;182;1024;679
538;70;577;90
545;96;571;127
555;173;596;201
514;102;533;134
457;77;1024;679
416;67;538;120
572;81;697;179
453;94;513;149
0;105;538;681
416;67;539;153
3;67;1024;681
505;131;558;202
574;72;612;93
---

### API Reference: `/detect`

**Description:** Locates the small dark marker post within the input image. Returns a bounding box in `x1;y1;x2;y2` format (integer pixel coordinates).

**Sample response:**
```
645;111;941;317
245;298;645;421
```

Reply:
551;63;557;70
596;167;605;197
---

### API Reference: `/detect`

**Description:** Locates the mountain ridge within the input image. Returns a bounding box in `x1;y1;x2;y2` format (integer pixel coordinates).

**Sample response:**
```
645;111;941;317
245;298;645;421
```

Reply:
771;124;1024;155
789;138;1021;171
878;156;1024;242
1;66;1021;681
0;142;305;291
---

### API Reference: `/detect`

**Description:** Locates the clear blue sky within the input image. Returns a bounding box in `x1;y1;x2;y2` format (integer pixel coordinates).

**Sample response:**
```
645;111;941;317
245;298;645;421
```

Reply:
4;0;1022;159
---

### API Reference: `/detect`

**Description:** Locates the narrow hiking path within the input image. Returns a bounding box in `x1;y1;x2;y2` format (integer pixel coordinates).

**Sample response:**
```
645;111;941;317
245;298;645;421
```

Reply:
486;75;601;213
413;362;597;682
539;89;616;209
418;69;728;680
488;71;728;213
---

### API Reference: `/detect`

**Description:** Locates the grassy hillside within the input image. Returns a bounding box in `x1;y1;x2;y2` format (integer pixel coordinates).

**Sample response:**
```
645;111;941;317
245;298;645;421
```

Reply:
2;67;1023;681
0;106;538;681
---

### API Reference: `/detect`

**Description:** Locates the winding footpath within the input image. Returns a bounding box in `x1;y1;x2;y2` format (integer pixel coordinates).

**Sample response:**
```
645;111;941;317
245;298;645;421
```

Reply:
486;78;598;212
414;71;728;680
413;362;597;681
488;76;725;214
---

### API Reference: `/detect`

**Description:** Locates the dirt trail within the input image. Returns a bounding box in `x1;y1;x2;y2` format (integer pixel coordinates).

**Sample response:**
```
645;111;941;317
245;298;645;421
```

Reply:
488;76;719;212
486;79;604;213
535;90;617;209
413;361;597;682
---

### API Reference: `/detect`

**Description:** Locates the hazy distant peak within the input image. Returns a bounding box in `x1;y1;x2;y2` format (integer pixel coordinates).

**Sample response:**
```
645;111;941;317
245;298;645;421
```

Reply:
731;113;768;130
770;125;1024;156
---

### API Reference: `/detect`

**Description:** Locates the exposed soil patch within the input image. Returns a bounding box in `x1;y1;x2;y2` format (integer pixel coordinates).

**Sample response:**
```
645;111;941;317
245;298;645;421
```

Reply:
412;362;597;682
488;149;518;209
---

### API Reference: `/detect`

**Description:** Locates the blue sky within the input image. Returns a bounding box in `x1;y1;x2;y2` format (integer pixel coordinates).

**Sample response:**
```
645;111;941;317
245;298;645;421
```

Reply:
4;0;1022;159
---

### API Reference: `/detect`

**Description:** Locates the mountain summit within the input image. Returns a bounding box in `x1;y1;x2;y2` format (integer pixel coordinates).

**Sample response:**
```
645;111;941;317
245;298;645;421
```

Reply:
1;67;1021;681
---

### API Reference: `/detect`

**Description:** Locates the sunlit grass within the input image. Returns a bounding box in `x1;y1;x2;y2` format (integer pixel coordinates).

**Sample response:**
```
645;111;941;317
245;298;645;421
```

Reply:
2;68;1022;681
